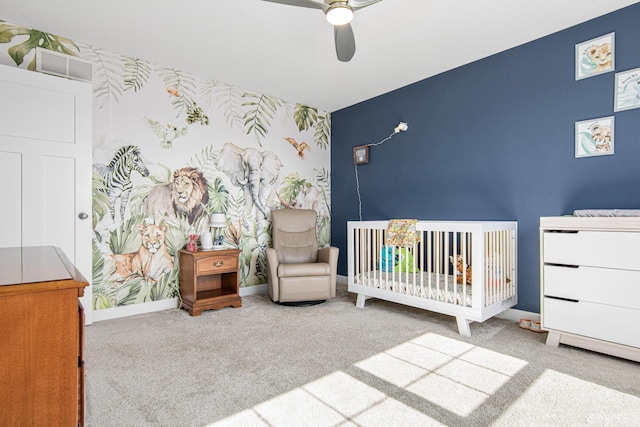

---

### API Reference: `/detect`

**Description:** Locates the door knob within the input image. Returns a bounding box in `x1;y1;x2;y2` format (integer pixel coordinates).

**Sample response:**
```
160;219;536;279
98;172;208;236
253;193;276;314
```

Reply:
78;212;89;220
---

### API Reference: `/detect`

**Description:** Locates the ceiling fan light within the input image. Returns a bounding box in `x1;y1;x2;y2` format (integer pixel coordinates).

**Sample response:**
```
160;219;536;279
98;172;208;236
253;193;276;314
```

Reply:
326;4;354;26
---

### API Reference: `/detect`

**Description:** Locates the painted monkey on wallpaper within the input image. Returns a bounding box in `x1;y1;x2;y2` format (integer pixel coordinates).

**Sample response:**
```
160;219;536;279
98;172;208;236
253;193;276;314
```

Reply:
94;145;150;222
216;143;283;220
144;167;209;226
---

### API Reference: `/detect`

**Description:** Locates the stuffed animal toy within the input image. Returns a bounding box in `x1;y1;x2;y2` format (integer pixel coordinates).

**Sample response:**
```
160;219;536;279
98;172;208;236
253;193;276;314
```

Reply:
380;245;418;273
450;255;472;285
186;233;199;252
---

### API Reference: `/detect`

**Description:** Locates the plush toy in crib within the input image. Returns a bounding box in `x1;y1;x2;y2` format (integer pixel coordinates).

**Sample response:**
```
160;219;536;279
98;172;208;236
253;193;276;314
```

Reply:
380;245;418;273
450;255;472;285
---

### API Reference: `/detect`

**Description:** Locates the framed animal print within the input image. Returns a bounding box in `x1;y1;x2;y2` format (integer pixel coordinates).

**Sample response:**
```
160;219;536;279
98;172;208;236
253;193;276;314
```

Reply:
614;67;640;112
575;32;615;80
575;116;614;158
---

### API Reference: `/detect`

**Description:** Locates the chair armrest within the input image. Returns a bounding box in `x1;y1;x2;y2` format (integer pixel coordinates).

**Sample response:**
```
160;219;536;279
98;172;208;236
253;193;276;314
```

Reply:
318;246;339;297
266;247;280;301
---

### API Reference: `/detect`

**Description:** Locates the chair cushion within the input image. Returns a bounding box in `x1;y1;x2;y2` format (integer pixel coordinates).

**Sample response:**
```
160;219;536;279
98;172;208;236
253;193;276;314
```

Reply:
276;229;318;263
278;262;330;277
279;276;331;302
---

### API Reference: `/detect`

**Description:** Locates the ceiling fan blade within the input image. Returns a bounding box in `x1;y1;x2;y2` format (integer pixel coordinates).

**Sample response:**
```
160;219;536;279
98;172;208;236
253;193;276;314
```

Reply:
262;0;326;10
348;0;383;10
334;23;356;62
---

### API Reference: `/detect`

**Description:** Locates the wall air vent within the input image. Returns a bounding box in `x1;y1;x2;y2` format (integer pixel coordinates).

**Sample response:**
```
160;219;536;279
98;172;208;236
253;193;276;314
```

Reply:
35;47;93;83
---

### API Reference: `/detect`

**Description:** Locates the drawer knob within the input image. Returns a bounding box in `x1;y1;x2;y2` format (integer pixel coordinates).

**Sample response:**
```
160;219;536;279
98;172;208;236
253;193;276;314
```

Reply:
214;260;223;267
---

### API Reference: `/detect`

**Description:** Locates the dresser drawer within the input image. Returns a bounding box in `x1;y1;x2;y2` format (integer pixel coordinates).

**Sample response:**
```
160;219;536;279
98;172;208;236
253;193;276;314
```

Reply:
543;231;640;270
543;297;640;348
544;265;640;310
196;255;237;275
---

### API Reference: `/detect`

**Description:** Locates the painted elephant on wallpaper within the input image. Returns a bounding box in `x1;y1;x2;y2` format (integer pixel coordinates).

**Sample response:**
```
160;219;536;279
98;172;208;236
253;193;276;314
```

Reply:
216;143;283;219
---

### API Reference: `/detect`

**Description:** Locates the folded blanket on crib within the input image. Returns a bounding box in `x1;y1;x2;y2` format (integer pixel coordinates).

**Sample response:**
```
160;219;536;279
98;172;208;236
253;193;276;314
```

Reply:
386;219;418;246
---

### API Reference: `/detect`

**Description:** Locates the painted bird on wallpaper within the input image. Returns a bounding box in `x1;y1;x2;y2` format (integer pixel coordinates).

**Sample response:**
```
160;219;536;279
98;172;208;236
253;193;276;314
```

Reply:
144;118;188;149
284;137;310;159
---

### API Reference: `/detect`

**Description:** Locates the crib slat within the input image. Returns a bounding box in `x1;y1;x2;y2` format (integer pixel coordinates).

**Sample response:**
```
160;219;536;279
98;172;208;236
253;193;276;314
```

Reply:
461;232;466;307
453;232;458;306
355;228;360;282
486;230;491;306
375;227;379;288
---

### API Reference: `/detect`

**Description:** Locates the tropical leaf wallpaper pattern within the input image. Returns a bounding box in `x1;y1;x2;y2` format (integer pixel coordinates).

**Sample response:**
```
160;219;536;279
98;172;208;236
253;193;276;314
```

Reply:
81;44;125;108
0;22;79;69
0;20;332;311
123;56;151;92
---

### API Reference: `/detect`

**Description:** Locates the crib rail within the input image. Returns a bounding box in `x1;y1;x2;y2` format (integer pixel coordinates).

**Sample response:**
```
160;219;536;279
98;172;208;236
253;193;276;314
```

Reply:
348;220;517;309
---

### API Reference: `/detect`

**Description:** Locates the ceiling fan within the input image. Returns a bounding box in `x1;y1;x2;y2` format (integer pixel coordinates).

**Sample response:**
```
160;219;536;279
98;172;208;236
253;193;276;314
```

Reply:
262;0;382;62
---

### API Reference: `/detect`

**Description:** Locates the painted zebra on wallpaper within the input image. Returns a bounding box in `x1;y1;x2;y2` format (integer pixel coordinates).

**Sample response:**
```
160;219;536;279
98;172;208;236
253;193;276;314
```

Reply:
94;145;150;222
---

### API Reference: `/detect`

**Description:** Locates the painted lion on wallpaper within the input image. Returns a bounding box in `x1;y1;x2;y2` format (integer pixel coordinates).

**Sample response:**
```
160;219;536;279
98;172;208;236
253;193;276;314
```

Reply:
110;224;174;282
144;167;209;225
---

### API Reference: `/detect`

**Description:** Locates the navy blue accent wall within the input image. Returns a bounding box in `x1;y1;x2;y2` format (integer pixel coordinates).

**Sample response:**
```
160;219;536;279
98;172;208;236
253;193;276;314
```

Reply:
330;4;640;313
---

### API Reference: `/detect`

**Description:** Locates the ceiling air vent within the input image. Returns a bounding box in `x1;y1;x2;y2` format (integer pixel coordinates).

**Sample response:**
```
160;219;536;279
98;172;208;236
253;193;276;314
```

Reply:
35;47;93;83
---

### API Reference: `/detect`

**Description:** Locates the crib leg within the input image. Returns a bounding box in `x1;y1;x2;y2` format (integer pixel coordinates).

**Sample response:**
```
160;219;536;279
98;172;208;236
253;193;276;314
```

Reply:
356;294;368;308
456;317;472;337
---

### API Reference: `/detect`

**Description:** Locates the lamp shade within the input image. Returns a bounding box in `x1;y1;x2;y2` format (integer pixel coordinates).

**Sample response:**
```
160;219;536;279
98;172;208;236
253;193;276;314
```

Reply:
326;4;353;26
209;213;226;228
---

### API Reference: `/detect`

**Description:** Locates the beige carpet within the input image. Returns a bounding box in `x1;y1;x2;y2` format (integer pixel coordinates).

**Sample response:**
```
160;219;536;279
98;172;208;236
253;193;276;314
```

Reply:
85;284;640;427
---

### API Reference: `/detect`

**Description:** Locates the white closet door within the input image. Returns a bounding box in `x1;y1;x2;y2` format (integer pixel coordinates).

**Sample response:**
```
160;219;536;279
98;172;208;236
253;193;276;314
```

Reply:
0;64;93;323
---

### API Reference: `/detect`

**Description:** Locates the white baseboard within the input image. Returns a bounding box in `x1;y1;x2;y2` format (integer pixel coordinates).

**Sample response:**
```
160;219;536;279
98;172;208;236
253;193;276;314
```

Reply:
496;308;539;323
240;283;268;296
90;278;539;325
92;297;179;322
91;286;269;322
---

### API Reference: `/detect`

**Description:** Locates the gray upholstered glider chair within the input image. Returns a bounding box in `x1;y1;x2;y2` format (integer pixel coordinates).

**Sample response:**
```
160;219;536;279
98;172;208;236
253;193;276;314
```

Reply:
266;209;339;305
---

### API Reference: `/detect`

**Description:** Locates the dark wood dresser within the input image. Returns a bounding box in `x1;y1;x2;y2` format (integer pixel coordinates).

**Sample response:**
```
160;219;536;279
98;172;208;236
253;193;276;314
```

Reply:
0;246;88;426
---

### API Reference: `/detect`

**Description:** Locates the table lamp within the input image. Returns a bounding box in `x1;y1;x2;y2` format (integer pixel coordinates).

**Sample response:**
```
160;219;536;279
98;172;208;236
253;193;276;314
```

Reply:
209;213;227;249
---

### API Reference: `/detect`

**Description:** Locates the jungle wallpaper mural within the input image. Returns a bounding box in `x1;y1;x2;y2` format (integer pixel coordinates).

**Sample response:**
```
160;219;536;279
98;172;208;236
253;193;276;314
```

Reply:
0;20;332;311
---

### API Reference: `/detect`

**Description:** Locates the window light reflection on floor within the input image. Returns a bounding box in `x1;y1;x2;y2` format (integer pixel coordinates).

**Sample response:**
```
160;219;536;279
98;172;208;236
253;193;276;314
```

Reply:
356;333;528;417
208;332;528;426
493;369;640;426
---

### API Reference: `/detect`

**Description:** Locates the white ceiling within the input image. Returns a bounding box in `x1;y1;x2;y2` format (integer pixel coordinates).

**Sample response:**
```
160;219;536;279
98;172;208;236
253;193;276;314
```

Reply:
2;0;638;112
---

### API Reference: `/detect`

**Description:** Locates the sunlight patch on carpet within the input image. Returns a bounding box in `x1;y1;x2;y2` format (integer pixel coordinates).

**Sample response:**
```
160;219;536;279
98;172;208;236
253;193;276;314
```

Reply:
356;332;528;417
493;369;640;426
209;332;530;425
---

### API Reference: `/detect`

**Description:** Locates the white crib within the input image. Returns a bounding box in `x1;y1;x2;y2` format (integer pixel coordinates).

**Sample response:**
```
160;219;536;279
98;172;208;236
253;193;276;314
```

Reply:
347;220;518;336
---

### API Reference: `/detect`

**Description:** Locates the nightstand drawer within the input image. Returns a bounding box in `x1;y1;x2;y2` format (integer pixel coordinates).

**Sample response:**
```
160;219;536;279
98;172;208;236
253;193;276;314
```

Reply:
543;297;640;348
544;265;640;310
543;231;640;270
196;255;237;275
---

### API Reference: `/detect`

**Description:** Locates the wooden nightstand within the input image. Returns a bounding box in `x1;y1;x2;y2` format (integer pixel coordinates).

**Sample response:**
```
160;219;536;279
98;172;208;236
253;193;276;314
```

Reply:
178;249;241;316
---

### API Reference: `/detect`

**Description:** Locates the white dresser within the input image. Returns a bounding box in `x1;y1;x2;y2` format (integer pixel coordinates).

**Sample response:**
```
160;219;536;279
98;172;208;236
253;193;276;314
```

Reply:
540;216;640;362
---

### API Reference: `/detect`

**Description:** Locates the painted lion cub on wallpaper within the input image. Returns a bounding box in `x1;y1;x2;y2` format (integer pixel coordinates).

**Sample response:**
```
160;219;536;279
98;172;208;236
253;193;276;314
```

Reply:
110;224;174;282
